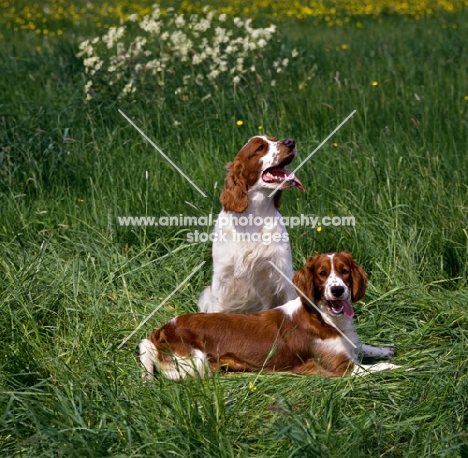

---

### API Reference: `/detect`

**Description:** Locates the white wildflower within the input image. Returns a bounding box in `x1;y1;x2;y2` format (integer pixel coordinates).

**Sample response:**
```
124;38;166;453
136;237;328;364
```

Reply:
121;80;136;96
236;57;244;72
116;42;125;55
219;60;228;72
170;31;192;61
76;4;295;101
175;14;185;28
194;18;211;32
77;40;94;58
151;5;161;20
130;36;147;56
146;59;163;74
192;54;203;65
225;44;238;55
139;17;161;35
102;26;125;49
84;80;93;100
207;69;220;80
83;56;103;74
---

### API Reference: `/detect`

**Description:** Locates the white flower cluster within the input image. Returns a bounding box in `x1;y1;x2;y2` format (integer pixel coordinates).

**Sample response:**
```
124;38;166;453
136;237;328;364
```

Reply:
77;5;298;100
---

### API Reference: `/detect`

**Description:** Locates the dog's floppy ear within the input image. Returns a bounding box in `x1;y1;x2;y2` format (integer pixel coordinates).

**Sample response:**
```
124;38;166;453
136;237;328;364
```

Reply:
220;159;249;213
293;255;320;304
344;252;368;302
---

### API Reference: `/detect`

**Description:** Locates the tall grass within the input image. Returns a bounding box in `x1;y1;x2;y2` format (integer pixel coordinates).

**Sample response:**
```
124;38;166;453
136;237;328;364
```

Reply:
0;4;467;457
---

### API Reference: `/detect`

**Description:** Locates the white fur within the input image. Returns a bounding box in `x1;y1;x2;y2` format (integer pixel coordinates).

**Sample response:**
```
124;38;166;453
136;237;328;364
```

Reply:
276;297;302;317
161;349;212;381
324;253;349;300
314;336;356;360
138;339;212;381
198;136;298;313
138;338;157;381
352;362;400;376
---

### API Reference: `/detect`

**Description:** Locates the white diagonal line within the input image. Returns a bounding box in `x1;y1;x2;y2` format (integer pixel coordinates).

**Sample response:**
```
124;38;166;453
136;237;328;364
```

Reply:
117;261;206;349
268;110;357;197
118;109;207;198
268;261;357;348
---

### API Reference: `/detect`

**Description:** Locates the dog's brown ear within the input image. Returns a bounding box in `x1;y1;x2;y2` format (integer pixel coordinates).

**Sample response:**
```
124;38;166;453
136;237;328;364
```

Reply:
220;159;248;213
293;255;319;304
345;253;368;302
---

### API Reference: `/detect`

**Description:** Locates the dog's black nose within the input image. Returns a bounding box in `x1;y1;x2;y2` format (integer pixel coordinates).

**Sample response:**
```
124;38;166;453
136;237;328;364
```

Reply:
282;138;295;149
331;286;345;297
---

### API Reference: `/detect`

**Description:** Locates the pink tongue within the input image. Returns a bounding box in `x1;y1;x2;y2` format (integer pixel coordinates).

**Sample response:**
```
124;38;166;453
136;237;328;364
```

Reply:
340;300;354;319
293;175;305;193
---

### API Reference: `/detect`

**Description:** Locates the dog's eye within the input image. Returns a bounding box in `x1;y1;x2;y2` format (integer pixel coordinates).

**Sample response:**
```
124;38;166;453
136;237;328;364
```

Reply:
256;144;264;152
342;269;350;274
319;270;327;277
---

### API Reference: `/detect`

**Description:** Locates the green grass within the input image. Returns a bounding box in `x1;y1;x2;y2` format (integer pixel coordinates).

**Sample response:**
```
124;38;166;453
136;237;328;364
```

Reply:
1;4;468;457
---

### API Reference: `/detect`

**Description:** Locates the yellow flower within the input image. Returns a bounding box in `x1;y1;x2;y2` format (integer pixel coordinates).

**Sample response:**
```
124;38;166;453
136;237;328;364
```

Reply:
333;142;338;148
248;382;257;392
77;198;84;203
258;125;263;130
317;226;322;232
341;43;348;50
372;81;379;87
236;120;243;126
464;95;468;101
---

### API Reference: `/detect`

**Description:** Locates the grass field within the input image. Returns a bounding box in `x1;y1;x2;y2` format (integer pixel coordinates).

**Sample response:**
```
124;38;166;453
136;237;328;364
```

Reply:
1;1;468;456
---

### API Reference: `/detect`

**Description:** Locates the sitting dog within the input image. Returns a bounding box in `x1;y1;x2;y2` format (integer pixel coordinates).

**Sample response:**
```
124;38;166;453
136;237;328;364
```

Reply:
198;135;305;314
139;252;397;379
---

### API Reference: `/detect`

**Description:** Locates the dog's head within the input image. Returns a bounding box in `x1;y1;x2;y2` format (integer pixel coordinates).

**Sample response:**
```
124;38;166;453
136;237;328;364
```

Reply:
220;136;304;213
293;251;368;319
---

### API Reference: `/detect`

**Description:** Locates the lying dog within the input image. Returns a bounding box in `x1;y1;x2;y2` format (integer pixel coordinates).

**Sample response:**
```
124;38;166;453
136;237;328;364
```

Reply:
139;252;397;379
198;135;304;314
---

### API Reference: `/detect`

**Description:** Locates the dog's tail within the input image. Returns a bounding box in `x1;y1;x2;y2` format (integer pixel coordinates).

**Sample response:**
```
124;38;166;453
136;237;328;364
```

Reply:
138;338;158;380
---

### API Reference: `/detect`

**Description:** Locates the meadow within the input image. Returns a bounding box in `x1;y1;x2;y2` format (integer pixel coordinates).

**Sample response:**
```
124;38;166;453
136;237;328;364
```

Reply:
1;0;468;456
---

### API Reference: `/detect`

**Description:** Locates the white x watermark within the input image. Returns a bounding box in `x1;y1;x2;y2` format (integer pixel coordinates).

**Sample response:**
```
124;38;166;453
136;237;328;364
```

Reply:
118;109;207;197
117;261;206;349
269;109;357;197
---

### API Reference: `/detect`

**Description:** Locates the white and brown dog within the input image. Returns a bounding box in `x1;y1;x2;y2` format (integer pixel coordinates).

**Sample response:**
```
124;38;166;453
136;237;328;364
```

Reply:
198;135;305;314
139;252;397;380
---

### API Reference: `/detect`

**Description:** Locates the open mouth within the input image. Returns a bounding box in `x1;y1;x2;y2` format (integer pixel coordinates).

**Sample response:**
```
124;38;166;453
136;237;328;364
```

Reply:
262;153;305;192
326;300;354;319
